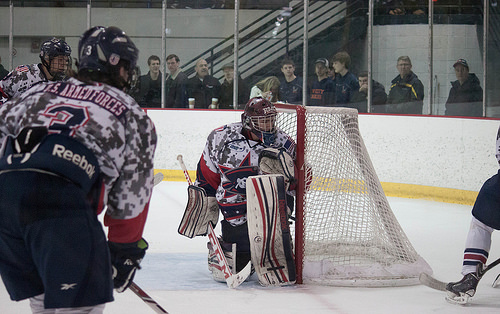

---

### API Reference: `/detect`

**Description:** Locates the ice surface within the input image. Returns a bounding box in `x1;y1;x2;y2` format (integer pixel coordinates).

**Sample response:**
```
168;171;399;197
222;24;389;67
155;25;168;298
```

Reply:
2;181;500;313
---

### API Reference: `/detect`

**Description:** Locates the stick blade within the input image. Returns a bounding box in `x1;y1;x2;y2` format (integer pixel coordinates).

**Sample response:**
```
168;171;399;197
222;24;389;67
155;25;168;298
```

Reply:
153;172;164;186
419;272;447;291
226;261;252;289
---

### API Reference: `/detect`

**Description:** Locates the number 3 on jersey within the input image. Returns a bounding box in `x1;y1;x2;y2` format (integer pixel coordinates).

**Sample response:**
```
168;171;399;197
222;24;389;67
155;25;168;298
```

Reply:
42;103;90;136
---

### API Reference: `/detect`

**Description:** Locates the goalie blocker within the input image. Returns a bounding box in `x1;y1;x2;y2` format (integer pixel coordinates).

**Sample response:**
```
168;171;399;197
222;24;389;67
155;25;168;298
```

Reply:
246;174;296;286
178;185;219;238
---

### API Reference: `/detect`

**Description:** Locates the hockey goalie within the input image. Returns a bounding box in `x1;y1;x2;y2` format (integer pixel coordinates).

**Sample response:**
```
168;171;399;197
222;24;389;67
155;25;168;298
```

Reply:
178;97;297;286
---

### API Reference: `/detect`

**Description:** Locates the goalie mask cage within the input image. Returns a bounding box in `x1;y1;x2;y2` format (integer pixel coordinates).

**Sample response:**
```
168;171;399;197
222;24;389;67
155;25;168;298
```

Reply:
274;104;432;287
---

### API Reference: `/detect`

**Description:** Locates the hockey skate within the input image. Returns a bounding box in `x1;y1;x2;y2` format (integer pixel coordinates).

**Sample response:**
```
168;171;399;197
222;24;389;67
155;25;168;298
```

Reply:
445;272;479;305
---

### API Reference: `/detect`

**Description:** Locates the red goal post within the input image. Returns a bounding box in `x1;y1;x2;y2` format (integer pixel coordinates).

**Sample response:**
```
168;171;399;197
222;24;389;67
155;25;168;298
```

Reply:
274;103;432;286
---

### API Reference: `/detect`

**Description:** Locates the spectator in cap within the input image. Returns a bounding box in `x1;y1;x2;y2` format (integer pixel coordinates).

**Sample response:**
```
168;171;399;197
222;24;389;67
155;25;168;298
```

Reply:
445;58;483;117
331;51;359;105
219;63;249;109
308;58;335;106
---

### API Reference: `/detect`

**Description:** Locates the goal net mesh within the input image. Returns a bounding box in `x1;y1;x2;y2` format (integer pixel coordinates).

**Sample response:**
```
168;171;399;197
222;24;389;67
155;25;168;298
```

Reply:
275;104;431;287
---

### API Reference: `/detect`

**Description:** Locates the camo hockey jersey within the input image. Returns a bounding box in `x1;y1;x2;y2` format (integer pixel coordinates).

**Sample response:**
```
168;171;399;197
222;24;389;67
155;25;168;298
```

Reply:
0;77;157;243
0;63;48;104
195;122;296;225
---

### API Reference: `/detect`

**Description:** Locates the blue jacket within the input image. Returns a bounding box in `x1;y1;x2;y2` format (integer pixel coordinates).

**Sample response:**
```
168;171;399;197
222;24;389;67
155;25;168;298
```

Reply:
333;71;359;105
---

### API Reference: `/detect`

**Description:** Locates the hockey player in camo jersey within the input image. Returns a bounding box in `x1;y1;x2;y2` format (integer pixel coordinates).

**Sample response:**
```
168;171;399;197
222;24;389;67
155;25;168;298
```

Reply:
0;37;71;105
0;26;156;313
194;97;296;280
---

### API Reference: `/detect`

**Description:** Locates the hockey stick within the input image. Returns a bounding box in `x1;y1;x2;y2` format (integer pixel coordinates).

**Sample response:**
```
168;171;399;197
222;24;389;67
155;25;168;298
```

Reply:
177;154;252;288
420;256;500;291
130;282;168;314
125;172;169;313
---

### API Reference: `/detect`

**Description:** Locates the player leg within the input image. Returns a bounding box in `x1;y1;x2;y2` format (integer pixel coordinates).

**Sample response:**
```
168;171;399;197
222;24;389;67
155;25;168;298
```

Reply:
0;171;113;311
446;172;500;303
29;294;105;313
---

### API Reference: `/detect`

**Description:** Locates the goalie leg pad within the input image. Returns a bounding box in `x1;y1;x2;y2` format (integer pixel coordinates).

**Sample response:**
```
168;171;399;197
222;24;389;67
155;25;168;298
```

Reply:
178;185;219;238
246;174;296;286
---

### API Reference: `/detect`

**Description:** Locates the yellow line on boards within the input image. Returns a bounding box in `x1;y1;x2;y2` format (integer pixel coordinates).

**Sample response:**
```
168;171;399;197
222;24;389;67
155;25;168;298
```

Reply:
153;169;478;206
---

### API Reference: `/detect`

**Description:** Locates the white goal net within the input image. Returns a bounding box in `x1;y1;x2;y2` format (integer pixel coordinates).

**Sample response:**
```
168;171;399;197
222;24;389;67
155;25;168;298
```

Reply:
275;104;432;287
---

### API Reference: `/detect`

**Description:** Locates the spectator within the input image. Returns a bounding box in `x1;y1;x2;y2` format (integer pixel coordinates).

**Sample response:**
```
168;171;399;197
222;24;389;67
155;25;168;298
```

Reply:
186;59;221;108
377;0;426;15
445;58;483;117
165;54;188;108
331;51;359;105
349;71;388;113
133;55;162;108
0;56;9;80
219;63;249;109
328;63;336;80
279;59;303;104
308;58;335;106
128;65;141;99
0;38;71;105
386;56;424;114
250;76;280;102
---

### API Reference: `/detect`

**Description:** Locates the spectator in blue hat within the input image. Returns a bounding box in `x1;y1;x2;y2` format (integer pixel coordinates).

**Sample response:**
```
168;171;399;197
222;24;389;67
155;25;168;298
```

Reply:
445;58;483;117
308;58;335;106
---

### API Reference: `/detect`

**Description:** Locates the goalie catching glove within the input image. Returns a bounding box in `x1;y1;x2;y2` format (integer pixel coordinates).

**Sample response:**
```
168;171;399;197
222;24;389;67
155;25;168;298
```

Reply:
259;148;296;187
108;238;148;292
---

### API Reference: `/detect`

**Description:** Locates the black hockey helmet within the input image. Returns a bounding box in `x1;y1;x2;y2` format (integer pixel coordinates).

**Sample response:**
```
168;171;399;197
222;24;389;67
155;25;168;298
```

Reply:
241;97;278;145
78;26;139;88
39;37;72;80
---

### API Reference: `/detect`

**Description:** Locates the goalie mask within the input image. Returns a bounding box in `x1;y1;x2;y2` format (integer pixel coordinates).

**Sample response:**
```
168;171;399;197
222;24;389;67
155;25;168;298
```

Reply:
40;38;72;81
78;26;139;89
241;97;277;146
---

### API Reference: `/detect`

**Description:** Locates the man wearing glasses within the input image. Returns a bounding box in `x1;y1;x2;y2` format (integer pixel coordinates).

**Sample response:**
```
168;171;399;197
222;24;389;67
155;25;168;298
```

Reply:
386;55;424;114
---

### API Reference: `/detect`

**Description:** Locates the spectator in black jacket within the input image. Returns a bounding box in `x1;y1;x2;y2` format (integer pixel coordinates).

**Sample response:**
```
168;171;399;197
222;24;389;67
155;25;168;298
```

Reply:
219;63;249;109
349;71;387;113
0;56;8;80
165;54;188;108
133;55;162;108
387;56;424;114
186;59;221;109
445;58;483;117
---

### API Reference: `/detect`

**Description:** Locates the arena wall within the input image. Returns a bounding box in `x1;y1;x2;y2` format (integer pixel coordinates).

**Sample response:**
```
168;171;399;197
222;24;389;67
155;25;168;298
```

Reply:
147;108;500;205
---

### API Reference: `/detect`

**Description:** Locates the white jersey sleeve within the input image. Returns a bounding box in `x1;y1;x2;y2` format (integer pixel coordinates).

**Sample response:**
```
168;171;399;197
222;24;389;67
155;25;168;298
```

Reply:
0;63;47;103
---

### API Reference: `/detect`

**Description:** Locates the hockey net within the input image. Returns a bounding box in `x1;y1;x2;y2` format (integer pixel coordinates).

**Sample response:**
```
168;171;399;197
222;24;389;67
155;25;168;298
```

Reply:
274;104;432;287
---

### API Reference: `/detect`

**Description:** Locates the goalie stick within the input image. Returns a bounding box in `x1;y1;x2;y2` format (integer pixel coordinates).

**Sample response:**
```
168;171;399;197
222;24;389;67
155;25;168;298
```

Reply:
177;154;252;288
130;282;168;314
420;256;500;292
127;172;169;313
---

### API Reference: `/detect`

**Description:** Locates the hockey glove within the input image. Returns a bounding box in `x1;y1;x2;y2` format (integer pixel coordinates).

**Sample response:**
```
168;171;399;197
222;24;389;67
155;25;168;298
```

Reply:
259;148;296;187
108;238;148;293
